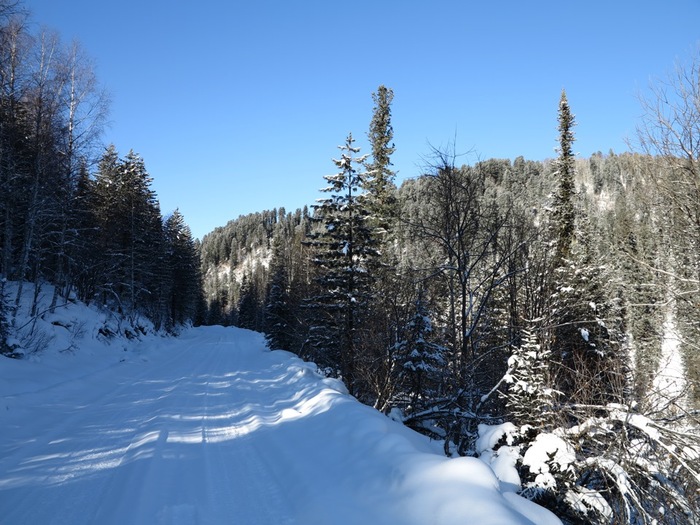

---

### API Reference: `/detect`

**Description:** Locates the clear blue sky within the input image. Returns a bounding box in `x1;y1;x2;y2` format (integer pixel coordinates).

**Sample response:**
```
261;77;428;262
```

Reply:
24;0;700;240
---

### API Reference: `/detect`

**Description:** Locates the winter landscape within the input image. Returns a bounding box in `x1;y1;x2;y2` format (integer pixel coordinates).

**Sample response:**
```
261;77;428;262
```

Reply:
0;284;561;524
3;1;700;524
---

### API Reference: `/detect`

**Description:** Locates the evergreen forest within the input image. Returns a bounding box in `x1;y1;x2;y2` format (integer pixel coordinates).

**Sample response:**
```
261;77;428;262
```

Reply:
199;87;700;523
0;4;202;341
2;2;700;523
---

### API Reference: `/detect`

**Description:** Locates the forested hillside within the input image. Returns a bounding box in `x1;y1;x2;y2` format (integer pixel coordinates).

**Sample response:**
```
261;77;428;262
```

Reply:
200;82;700;523
0;3;202;352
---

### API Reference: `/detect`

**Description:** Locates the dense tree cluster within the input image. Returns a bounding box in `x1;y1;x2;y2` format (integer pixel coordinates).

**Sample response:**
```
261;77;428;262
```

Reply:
0;5;202;347
199;207;311;329
200;77;700;522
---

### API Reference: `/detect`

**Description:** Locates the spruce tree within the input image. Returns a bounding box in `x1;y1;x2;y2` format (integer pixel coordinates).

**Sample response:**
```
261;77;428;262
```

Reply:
544;94;627;405
265;221;296;351
551;90;576;266
549;216;627;405
364;85;397;229
91;148;164;322
163;209;201;329
237;275;258;330
397;288;447;413
504;327;554;429
305;134;378;393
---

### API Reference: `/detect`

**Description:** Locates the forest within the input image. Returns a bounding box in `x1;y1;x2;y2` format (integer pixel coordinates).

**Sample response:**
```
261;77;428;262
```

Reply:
0;2;202;340
2;1;700;523
198;87;700;522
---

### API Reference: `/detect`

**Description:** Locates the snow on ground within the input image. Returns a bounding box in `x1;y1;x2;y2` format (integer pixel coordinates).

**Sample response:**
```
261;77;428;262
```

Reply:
651;311;688;413
1;313;560;524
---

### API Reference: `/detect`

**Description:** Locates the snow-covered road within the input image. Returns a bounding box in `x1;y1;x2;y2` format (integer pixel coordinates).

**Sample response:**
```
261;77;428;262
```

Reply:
0;326;558;524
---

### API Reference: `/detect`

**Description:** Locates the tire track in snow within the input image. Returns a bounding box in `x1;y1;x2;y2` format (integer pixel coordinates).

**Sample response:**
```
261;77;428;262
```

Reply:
0;344;191;493
1;337;215;524
88;338;222;524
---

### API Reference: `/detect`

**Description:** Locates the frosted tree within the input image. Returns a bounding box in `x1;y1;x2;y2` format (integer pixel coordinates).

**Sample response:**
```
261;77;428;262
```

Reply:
503;327;555;429
305;133;378;394
397;288;447;416
539;92;627;405
550;217;627;406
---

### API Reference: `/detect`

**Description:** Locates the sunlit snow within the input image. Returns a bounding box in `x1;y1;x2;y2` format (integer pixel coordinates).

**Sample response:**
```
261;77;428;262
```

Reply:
0;290;560;524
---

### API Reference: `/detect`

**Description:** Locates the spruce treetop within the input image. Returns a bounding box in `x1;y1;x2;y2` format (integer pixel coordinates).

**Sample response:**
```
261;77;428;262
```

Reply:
365;85;398;230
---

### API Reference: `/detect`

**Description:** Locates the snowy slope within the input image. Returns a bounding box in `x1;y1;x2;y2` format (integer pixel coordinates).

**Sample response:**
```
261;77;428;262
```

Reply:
0;325;560;525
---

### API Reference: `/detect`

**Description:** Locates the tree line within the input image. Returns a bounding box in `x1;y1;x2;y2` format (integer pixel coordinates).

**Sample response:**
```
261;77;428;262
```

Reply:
200;69;700;522
0;2;202;353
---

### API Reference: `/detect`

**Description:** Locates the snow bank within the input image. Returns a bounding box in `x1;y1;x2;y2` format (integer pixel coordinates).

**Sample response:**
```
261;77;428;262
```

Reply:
1;282;157;398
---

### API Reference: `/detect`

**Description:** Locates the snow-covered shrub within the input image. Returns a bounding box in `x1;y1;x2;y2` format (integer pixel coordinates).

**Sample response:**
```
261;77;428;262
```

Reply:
487;320;700;524
480;403;700;524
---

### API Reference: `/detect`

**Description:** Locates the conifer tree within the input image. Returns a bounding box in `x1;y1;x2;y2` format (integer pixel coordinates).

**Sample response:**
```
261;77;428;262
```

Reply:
364;85;397;229
397;287;447;413
551;90;576;266
305;134;378;393
504;327;554;428
66;162;98;303
544;94;626;404
237;275;258;330
550;217;627;405
265;221;297;351
163;209;201;329
91;147;164;321
265;253;292;350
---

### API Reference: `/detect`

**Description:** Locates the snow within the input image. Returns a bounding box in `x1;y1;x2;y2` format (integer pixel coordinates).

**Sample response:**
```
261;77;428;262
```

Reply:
521;433;576;491
0;300;561;524
476;422;518;454
579;327;589;342
565;486;613;521
651;311;688;413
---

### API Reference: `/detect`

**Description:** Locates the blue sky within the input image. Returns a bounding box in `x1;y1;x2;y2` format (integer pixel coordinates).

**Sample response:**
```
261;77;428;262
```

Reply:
25;0;700;240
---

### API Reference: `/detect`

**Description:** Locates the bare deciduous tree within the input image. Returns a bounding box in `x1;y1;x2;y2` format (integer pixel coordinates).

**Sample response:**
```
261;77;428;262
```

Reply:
635;48;700;283
635;47;700;405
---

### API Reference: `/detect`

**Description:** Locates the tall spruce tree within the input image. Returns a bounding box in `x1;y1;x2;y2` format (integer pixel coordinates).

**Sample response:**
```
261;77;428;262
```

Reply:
265;240;293;351
264;214;299;351
551;89;576;266
305;134;378;393
544;92;626;404
364;85;397;229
